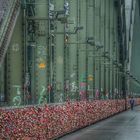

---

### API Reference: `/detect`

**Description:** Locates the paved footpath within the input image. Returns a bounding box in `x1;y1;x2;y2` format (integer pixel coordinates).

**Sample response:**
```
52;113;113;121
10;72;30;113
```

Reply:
58;106;140;140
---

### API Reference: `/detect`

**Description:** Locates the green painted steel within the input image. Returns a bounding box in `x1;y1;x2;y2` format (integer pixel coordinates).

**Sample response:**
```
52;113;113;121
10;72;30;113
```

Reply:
6;11;23;106
86;0;95;100
1;0;140;106
78;0;87;100
23;0;49;104
130;1;140;94
0;64;5;104
100;0;105;99
66;0;79;101
54;0;65;102
35;0;48;104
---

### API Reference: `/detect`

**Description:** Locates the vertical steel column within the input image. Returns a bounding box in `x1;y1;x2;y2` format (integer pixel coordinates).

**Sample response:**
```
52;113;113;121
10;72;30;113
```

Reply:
63;0;71;101
94;0;100;98
23;0;28;104
76;0;80;100
115;2;119;99
67;0;78;101
24;0;48;104
24;0;36;104
98;0;102;99
35;0;48;104
118;1;123;99
85;0;89;100
54;0;65;102
48;0;55;103
87;0;95;100
109;0;114;99
78;0;87;101
107;0;111;99
112;0;116;99
92;0;96;98
104;0;110;99
6;11;23;106
100;0;105;99
0;64;5;105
